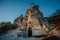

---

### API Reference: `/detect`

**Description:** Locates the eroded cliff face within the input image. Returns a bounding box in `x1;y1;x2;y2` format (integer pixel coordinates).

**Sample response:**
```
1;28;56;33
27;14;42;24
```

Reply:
14;4;49;36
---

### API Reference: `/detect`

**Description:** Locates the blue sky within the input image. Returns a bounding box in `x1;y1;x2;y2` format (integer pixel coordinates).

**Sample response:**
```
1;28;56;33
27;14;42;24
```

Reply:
0;0;60;23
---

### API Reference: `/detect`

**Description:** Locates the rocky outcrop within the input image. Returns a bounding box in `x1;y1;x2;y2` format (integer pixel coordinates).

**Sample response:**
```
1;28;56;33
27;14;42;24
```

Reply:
14;3;49;36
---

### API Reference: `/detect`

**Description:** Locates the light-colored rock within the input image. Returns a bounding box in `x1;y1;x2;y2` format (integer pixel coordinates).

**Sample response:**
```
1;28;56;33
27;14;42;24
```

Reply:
14;4;49;36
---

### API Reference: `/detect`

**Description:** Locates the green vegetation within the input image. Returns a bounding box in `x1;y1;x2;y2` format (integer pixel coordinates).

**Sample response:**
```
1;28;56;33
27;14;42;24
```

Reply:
48;10;60;27
0;22;16;34
0;9;60;35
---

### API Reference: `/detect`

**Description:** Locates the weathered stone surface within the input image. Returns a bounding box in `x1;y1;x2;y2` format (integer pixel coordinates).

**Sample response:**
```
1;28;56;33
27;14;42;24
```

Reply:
14;3;49;36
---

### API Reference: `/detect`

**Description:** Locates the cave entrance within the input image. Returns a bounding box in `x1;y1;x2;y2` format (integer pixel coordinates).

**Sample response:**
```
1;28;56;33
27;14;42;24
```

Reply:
28;27;32;37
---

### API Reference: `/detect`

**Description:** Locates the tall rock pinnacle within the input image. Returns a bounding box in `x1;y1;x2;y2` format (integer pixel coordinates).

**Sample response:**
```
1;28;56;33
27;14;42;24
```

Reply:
14;3;49;36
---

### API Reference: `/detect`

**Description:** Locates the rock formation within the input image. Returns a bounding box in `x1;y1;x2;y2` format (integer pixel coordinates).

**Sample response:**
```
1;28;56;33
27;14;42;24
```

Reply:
14;3;49;36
